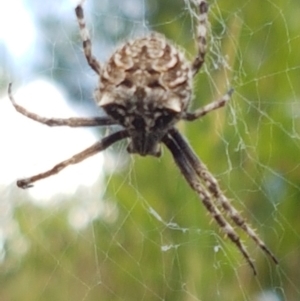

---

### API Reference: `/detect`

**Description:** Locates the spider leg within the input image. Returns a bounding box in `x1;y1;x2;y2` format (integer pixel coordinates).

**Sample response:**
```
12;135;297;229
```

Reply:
17;130;128;189
163;132;257;275
170;128;278;265
75;3;101;75
183;89;234;121
191;0;209;76
8;83;116;127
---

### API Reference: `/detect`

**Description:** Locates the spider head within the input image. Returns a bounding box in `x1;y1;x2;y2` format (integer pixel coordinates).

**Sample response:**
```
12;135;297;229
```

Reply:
99;94;182;157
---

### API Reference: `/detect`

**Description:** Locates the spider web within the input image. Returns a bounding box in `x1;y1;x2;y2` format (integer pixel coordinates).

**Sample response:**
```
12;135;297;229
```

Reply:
1;0;300;300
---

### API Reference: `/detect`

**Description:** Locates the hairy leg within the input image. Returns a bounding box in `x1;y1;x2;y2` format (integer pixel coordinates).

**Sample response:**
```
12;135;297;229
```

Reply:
17;130;128;189
170;128;278;266
163;132;257;274
8;83;116;127
75;2;101;75
183;89;233;121
191;0;209;76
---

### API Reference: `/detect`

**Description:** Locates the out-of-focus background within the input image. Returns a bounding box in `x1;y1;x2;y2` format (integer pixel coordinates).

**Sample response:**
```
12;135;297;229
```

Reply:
1;0;299;300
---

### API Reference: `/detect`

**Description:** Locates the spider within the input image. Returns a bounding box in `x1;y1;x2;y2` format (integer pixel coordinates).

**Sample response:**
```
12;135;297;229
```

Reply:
8;0;278;274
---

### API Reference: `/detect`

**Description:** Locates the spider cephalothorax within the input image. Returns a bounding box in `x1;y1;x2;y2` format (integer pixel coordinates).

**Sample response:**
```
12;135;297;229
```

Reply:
8;0;278;274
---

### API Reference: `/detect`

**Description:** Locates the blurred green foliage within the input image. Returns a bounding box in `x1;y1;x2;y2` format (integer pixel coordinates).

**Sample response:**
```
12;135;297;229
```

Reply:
2;0;300;300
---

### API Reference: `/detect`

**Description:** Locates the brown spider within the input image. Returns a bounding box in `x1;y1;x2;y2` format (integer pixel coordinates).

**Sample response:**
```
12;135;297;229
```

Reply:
8;0;278;274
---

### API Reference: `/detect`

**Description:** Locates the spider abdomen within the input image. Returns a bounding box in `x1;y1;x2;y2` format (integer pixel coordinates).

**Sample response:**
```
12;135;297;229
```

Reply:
97;33;193;111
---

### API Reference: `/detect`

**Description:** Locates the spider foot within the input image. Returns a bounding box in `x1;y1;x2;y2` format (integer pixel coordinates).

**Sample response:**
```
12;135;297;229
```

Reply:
17;179;34;189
